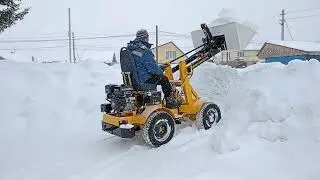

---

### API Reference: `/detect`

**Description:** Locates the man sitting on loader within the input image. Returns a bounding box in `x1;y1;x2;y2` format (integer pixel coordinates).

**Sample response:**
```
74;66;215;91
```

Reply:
127;29;180;109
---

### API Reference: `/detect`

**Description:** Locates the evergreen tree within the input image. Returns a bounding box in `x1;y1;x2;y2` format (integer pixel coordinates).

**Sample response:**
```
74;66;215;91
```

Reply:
0;0;30;33
112;52;117;63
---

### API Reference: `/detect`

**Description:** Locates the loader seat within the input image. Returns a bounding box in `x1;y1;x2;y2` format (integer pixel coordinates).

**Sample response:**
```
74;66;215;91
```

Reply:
119;47;157;91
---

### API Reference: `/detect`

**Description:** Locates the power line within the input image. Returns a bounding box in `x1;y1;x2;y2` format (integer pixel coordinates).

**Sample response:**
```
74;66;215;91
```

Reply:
0;33;138;43
159;30;191;37
0;32;193;44
0;41;192;51
286;7;320;14
78;34;135;40
0;35;67;40
76;31;156;36
0;32;66;37
0;32;67;41
0;45;68;51
284;20;294;40
75;31;191;38
77;45;116;49
0;38;70;43
77;48;120;51
286;14;320;20
158;34;191;39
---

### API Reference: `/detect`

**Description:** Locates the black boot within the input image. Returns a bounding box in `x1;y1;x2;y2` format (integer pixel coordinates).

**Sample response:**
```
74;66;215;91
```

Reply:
165;95;181;109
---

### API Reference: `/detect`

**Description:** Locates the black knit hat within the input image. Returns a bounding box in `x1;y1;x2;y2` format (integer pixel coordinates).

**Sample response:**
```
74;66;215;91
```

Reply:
136;29;149;41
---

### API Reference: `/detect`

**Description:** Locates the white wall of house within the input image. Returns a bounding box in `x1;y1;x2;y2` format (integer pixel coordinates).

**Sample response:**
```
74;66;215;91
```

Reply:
220;50;262;62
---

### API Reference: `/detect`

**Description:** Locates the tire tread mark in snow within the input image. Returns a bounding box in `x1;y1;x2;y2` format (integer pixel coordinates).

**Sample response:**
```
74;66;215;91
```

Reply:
95;136;117;143
71;148;136;180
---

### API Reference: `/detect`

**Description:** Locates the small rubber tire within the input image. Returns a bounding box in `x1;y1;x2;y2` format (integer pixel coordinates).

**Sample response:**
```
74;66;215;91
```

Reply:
142;111;175;147
196;102;221;130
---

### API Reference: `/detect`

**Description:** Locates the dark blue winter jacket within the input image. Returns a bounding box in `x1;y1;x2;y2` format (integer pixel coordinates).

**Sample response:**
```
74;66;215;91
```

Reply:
127;40;163;83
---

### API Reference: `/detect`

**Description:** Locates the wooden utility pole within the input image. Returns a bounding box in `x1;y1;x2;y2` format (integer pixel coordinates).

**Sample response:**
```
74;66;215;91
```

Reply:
68;8;72;63
72;32;76;63
281;9;285;41
156;25;159;62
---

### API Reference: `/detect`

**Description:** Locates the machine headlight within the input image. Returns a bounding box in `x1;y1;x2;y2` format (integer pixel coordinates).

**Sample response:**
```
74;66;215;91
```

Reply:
105;85;110;94
111;101;116;109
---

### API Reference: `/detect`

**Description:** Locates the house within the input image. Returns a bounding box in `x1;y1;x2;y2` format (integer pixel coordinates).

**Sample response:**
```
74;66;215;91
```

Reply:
151;41;187;64
257;40;320;64
220;42;263;61
217;42;264;68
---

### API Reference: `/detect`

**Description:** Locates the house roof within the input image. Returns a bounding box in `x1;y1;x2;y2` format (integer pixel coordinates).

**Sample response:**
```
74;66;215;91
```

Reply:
262;40;320;52
151;41;186;55
151;41;183;53
244;42;264;51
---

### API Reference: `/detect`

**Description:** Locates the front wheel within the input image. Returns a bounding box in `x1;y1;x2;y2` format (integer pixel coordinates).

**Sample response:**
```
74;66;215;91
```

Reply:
142;111;175;147
196;102;221;130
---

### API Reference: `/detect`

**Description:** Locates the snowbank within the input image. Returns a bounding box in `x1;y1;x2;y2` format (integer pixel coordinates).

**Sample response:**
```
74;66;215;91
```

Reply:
1;59;320;180
0;60;123;180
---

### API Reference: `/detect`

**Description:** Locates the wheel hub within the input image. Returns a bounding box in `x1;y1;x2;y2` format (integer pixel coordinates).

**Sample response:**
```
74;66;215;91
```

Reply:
153;119;171;142
205;109;218;127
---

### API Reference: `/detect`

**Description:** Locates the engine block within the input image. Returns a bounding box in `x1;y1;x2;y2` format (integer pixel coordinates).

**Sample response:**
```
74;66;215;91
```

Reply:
105;84;135;113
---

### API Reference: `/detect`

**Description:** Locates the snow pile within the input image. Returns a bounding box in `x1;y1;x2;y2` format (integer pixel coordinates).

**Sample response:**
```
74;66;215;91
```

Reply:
209;8;258;32
0;60;122;180
1;59;320;180
209;8;239;27
208;60;320;150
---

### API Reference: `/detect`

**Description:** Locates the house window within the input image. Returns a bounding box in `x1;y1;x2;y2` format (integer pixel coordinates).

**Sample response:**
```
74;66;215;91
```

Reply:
238;52;244;57
166;51;177;60
226;52;230;61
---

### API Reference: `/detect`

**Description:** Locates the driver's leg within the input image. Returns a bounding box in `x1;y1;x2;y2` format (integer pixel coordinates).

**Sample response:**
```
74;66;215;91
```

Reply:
145;74;172;98
145;74;180;108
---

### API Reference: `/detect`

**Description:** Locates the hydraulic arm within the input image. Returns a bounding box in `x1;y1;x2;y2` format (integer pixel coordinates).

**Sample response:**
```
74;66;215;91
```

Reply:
160;23;227;113
169;23;227;73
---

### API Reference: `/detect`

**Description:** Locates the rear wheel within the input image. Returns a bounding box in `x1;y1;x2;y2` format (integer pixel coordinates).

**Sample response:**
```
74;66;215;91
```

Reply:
196;102;221;130
142;111;175;147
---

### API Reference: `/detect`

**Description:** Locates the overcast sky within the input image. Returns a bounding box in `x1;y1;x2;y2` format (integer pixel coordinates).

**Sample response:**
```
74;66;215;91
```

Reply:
0;0;319;62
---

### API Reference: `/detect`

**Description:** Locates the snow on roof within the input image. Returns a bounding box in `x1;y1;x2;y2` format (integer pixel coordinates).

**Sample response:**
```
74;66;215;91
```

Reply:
266;40;320;52
244;42;264;51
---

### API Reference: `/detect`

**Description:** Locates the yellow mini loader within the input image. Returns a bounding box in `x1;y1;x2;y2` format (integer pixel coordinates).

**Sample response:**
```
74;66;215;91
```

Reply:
100;23;227;147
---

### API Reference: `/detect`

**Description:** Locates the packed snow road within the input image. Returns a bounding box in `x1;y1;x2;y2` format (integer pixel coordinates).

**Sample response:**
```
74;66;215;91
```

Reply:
1;59;320;180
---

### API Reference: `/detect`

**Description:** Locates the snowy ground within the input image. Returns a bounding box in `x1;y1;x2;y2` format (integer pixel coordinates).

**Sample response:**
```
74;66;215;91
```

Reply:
1;59;320;180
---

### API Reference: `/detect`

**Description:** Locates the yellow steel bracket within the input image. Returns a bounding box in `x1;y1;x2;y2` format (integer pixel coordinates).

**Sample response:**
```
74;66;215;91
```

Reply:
177;60;201;113
164;63;174;80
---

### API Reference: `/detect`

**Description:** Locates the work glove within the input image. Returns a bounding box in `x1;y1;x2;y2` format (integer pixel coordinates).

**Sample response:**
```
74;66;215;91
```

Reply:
158;63;170;71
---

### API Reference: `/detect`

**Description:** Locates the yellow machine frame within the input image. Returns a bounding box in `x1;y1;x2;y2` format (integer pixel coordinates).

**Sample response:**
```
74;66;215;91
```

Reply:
102;60;205;127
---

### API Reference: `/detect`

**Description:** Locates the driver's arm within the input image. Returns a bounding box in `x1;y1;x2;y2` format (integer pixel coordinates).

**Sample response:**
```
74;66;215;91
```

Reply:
142;50;163;75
